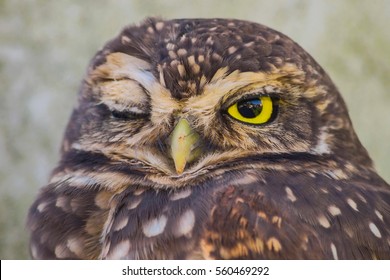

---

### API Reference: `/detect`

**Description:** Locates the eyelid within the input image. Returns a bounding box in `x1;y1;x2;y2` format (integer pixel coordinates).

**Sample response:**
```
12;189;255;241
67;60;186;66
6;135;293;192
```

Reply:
111;108;149;120
96;103;149;120
222;90;277;112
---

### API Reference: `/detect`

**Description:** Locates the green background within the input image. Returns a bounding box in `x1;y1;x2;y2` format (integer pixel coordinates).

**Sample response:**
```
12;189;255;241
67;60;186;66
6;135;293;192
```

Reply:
1;0;389;259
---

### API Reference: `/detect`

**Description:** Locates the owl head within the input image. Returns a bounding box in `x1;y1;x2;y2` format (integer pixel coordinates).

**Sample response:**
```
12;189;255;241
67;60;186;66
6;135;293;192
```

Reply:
56;18;372;189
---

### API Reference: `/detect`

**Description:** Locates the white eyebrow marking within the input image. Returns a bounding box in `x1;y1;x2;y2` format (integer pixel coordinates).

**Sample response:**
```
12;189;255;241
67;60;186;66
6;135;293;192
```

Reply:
91;52;156;92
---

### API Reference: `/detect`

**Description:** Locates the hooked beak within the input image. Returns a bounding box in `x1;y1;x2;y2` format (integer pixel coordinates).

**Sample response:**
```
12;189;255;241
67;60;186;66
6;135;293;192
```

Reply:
169;118;202;174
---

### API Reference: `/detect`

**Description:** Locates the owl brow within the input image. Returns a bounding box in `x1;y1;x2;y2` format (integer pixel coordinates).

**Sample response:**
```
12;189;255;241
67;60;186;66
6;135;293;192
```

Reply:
97;75;151;93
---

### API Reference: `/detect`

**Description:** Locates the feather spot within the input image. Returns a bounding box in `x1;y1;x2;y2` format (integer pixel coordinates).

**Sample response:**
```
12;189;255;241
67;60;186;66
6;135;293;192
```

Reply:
219;243;249;259
312;128;330;155
114;216;129;231
147;26;154;34
31;244;39;259
328;205;341;216
166;43;175;51
257;211;268;221
231;173;258;185
375;209;384;222
285;186;297;202
206;36;214;45
187;55;196;66
271;216;282;228
334;185;342;192
37;201;49;212
67;237;84;257
177;64;186;77
121;35;131;44
94;191;112;210
127;197;142;210
168;50;177;59
177;64;186;78
142;215;168;237
356;193;367;203
191;64;200;75
133;189;144;196
177;48;187;56
320;188;329;194
369;222;382;238
170;188;192;201
330;243;338;260
55;196;70;212
173;209;195;237
317;214;330;228
54;243;71;259
244;41;255;47
347;198;358;211
155;22;164;31
107;240;131;259
266;237;282;252
70;198;82;212
228;46;237;54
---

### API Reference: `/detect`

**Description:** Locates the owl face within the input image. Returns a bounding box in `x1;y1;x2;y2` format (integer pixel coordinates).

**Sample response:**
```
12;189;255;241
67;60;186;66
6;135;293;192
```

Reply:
60;18;370;188
29;18;390;261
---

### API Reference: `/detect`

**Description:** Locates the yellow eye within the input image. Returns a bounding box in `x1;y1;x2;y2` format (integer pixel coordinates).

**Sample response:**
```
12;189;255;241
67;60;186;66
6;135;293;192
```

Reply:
227;96;273;125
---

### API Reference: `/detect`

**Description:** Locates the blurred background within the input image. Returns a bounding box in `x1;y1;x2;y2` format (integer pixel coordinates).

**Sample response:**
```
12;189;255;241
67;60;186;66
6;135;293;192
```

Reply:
0;0;389;259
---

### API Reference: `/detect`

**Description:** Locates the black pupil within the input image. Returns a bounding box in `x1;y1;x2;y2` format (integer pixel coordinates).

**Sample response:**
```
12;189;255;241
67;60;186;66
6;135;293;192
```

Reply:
237;99;263;118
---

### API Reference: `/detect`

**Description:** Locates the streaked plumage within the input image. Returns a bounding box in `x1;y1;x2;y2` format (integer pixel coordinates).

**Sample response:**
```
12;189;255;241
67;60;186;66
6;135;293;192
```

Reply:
27;18;390;259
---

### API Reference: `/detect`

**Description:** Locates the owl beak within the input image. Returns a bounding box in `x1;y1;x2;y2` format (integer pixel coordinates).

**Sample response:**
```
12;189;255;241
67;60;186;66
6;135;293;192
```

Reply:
169;118;202;174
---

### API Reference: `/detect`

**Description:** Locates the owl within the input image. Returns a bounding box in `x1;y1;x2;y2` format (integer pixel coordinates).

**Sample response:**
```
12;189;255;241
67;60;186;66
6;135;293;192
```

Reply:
27;18;390;260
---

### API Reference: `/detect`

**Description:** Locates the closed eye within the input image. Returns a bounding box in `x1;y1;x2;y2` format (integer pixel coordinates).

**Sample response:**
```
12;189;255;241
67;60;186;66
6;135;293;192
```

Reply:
111;109;149;120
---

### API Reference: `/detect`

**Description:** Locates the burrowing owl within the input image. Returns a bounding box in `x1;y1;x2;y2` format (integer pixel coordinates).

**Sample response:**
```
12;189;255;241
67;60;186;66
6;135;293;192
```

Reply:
27;18;390;259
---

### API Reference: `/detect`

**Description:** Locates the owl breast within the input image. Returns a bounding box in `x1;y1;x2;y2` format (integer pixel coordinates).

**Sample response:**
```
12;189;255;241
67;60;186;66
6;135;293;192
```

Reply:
100;164;390;259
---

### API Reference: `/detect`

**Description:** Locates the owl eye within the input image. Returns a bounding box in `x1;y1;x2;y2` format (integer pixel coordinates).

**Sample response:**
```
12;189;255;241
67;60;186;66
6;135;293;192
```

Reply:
227;96;274;125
